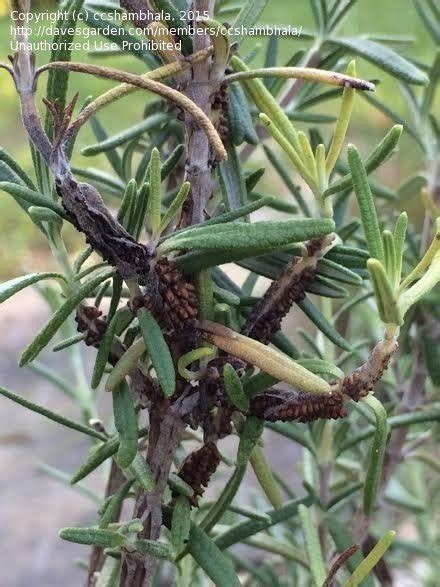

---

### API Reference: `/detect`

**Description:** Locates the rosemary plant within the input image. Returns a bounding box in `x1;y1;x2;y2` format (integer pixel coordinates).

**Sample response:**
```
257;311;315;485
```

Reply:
0;0;439;585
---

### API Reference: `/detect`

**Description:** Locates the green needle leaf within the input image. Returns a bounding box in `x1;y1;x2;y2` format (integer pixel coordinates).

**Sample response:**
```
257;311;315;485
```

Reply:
367;259;402;325
105;338;146;392
59;527;125;548
0;387;106;441
317;258;363;286
178;346;215;381
231;56;301;152
0;147;36;190
99;479;134;529
298;131;318;180
72;436;120;484
315;143;328;198
52;333;85;352
0;272;66;304
338;409;440;455
344;530;395;587
327;37;428;85
298;504;327;587
159;181;190;233
92;307;132;389
82;113;168;156
260;113;316;188
133;539;173;560
70;429;147;484
149;147;162;238
160;144;185;181
198;19;231;76
187;524;241;587
0;182;69;220
171;495;191;556
326;61;357;176
20;269;114;366
128;453;155;491
228;82;259;146
214;496;314;550
138;308;176;397
393;212;408;286
168;473;194;499
223;363;250;411
249;446;283;509
362;394;389;516
112;383;138;469
297;298;352;351
161;218;335;255
162;196;278;244
399;249;440;317
399;218;440;291
28;205;63;224
237;416;265;467
263;145;311;216
296;358;344;380
348;145;384;263
218;141;248;212
232;0;268;41
382;230;397;288
117;179;137;225
327;516;374;587
325;125;403;197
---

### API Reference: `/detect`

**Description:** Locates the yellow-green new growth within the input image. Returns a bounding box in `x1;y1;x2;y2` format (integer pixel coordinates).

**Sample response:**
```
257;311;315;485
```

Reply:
201;321;331;394
399;249;440;317
259;113;317;190
326;60;358;176
149;147;162;239
399;217;440;292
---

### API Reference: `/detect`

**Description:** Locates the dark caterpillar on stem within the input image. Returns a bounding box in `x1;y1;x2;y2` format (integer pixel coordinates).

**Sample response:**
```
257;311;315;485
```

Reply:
250;388;347;423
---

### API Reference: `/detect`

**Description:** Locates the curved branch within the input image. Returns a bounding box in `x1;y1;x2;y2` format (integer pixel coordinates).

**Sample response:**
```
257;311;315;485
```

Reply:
36;48;213;127
224;67;375;91
36;60;227;161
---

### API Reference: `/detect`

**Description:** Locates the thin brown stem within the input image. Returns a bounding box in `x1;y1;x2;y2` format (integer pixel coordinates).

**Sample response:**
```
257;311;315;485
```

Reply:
120;2;217;584
181;0;217;225
86;461;126;586
323;545;359;587
121;411;185;586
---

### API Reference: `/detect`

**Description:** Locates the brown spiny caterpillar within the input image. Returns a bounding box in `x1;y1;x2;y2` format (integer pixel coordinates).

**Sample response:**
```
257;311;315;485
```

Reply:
176;441;221;506
250;388;347;422
75;304;107;346
242;236;332;343
131;257;198;331
242;263;317;343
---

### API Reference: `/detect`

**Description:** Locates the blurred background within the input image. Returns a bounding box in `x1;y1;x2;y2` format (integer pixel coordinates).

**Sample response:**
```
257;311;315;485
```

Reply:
0;1;437;585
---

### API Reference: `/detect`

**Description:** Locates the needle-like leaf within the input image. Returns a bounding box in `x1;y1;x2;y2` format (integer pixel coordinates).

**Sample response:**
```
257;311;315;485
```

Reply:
348;145;384;263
